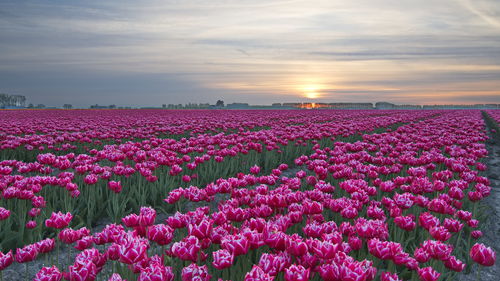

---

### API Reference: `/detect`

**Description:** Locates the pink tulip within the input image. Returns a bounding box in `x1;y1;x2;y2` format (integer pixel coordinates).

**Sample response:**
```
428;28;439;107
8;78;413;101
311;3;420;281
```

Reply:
221;234;250;256
138;264;174;281
0;250;13;271
34;266;62;281
0;207;10;221
380;272;402;281
108;273;125;281
118;236;149;264
36;238;56;254
470;243;496;266
417;267;440;281
284;264;310;281
181;264;210;281
245;265;274;281
147;224;174;246
107;181;122;193
171;236;201;262
45;211;73;229
15;244;38;263
212;249;234;270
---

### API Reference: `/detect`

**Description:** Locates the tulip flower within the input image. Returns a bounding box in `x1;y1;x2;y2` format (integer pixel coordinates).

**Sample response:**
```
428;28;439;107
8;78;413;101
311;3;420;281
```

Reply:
107;181;122;193
15;244;38;263
34;266;62;281
181;264;211;281
380;272;402;281
36;238;56;254
284;264;310;281
0;207;10;221
470;243;496;266
171;236;201;262
221;234;250;256
138;264;175;281
66;261;97;281
444;256;466;272
245;265;274;281
118;235;149;264
147;224;174;246
108;273;125;281
45;211;73;229
0;250;13;271
212;249;234;270
417;267;441;281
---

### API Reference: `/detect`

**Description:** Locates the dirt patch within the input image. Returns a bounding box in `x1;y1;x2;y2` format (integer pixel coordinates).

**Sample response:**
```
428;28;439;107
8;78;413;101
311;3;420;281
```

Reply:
458;123;500;281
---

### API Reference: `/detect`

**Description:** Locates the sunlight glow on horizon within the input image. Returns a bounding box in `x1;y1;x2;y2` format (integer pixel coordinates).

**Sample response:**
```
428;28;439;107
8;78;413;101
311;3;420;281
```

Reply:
302;85;322;99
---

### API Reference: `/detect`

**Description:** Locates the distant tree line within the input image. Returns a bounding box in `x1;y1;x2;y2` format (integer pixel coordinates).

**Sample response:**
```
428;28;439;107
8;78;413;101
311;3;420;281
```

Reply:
0;93;26;108
90;104;116;109
163;103;212;109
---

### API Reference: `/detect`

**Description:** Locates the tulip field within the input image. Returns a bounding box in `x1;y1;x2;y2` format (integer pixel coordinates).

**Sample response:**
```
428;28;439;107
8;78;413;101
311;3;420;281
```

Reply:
0;109;498;281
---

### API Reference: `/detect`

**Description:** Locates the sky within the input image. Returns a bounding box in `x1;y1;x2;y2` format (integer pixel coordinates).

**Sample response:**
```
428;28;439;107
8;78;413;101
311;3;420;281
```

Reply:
0;0;499;107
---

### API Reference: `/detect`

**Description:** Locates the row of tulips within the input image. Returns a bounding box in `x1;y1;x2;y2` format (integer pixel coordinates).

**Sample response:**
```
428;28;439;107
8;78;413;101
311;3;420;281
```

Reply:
0;110;438;250
0;110;409;157
0;109;496;280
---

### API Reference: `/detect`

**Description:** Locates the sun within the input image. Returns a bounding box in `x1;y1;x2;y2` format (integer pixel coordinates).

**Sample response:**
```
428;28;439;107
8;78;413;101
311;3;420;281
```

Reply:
302;85;321;99
304;91;319;99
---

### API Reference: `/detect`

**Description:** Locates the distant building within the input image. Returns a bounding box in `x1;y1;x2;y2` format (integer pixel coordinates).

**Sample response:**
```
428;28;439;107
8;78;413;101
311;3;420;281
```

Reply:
227;103;250;109
421;104;500;109
282;103;301;108
328;103;374;109
90;104;116;109
375;102;396;109
393;104;422;110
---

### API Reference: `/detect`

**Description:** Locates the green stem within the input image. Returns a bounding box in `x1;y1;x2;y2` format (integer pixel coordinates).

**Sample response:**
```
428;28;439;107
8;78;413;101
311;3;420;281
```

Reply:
56;240;60;269
455;229;463;250
387;260;395;273
68;246;72;268
224;267;229;280
410;270;417;280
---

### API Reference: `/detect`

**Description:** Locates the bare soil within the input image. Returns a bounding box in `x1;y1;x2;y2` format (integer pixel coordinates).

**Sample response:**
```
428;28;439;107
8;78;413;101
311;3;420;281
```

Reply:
458;129;500;281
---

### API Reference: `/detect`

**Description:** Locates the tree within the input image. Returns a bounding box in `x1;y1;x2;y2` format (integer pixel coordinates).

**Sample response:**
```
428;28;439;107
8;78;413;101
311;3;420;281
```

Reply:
0;93;27;107
0;93;7;107
63;104;72;109
216;100;224;107
6;95;14;106
19;95;26;107
11;95;26;107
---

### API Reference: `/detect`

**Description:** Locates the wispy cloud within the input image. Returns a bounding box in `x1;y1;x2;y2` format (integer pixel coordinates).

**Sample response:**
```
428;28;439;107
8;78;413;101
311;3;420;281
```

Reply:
458;0;500;29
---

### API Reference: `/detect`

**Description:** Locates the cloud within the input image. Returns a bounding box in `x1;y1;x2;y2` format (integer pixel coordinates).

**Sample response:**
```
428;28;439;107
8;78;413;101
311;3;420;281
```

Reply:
0;0;499;106
458;0;500;29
